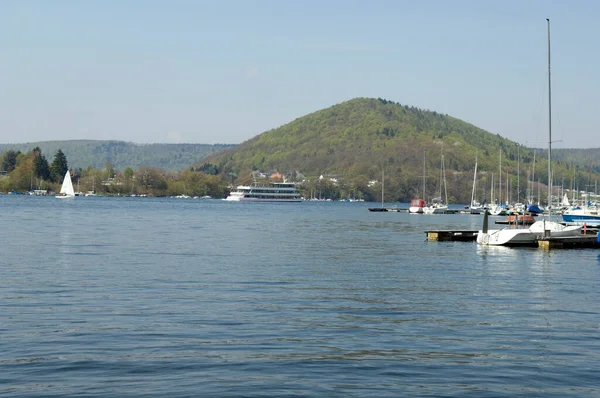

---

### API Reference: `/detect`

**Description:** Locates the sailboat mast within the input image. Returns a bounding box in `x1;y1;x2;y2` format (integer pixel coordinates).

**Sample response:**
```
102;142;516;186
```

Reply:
517;144;520;203
381;168;384;208
422;151;426;200
499;151;502;205
491;173;494;204
547;18;552;212
442;154;448;205
471;152;478;206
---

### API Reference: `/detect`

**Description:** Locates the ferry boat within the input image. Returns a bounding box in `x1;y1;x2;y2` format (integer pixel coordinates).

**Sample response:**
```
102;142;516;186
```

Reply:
224;182;302;202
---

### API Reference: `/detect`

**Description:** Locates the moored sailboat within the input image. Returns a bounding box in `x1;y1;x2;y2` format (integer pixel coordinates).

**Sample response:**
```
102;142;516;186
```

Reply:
409;151;426;214
424;151;449;214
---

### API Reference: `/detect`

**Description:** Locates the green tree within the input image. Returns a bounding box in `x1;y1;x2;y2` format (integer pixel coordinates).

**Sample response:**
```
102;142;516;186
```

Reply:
1;150;20;172
138;167;168;193
32;149;52;181
9;153;35;191
123;167;134;180
51;149;69;181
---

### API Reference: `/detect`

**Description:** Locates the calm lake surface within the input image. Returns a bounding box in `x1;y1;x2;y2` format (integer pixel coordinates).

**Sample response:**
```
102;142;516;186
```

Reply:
1;195;599;397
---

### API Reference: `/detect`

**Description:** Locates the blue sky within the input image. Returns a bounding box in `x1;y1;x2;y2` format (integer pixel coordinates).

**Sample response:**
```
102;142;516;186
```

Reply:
1;0;598;148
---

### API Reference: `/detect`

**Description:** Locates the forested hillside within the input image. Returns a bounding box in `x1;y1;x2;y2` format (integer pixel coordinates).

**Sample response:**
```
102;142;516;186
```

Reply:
200;98;600;203
2;99;597;202
0;140;235;172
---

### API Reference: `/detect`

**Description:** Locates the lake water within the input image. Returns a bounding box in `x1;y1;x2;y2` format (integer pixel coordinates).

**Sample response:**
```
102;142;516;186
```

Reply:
1;196;599;397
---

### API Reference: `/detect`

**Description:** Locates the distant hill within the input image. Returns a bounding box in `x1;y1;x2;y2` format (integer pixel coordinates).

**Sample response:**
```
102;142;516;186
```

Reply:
0;140;236;172
200;97;600;202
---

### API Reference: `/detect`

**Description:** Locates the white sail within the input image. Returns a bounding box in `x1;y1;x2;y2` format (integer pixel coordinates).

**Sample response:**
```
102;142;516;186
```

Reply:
57;171;75;198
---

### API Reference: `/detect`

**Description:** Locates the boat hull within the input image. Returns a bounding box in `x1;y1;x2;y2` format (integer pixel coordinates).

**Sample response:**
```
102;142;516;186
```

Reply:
423;205;448;214
477;228;538;246
224;197;302;202
409;199;425;214
562;214;600;226
477;220;582;246
55;194;75;199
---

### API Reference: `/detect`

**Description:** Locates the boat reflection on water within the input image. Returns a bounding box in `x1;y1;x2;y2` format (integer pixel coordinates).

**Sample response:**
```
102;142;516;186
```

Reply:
476;244;540;268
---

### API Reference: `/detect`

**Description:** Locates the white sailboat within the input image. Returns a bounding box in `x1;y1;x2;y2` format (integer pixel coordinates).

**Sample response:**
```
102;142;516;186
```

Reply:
424;150;449;214
55;170;75;199
409;151;426;214
477;18;581;246
469;153;484;214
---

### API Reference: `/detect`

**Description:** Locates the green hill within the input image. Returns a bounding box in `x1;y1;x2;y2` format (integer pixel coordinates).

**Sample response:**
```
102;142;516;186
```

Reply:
201;97;600;203
0;140;235;172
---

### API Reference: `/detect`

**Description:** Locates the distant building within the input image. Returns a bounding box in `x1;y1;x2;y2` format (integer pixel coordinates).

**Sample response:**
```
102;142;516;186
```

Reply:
320;174;340;185
102;177;123;186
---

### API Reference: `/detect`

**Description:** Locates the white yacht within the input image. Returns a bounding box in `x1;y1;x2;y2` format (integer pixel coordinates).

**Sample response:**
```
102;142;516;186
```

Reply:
224;182;302;202
478;219;581;246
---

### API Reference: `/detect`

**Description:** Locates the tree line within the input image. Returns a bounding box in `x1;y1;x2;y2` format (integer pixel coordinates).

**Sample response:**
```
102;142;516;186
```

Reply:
0;147;229;197
0;146;404;201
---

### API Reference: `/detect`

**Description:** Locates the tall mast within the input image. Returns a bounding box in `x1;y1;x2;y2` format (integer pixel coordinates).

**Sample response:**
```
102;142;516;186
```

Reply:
471;152;478;207
517;144;520;203
499;150;502;205
381;167;384;208
442;154;448;205
422;151;426;200
547;18;552;212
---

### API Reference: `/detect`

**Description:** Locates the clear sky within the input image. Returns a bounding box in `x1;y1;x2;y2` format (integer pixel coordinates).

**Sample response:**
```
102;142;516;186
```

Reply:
1;0;598;148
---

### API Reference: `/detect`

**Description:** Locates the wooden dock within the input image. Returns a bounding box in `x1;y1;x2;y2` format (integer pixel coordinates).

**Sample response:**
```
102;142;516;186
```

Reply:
368;207;407;212
425;230;478;241
426;228;600;249
369;208;461;214
537;234;600;250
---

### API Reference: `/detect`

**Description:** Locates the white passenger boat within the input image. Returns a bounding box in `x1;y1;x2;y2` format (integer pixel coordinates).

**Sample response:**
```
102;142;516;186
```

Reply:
224;182;302;202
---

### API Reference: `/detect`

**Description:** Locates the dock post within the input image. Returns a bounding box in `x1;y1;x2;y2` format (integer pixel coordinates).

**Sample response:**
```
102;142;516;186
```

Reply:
482;210;489;233
427;231;440;241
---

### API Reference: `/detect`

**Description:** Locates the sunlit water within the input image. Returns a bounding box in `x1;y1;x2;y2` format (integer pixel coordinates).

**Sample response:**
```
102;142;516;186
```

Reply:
1;195;599;397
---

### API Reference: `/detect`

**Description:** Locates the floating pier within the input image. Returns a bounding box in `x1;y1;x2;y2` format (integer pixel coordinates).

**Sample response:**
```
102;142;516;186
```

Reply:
369;207;461;213
426;228;600;249
368;207;406;212
425;230;478;241
537;234;600;250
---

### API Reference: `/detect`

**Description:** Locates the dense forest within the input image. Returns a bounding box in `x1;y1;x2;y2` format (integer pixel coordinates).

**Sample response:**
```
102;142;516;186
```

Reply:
2;98;598;202
0;141;235;172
